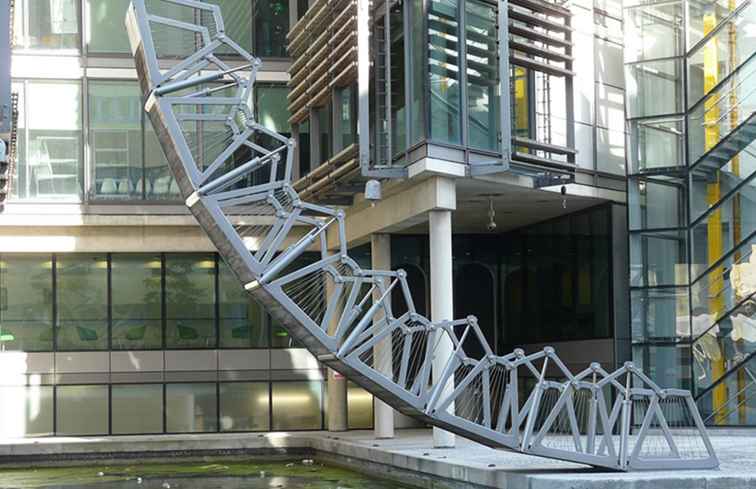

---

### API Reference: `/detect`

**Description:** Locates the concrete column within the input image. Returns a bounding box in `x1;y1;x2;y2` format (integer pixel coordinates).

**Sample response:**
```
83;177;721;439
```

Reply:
429;209;455;448
326;275;348;432
371;233;395;439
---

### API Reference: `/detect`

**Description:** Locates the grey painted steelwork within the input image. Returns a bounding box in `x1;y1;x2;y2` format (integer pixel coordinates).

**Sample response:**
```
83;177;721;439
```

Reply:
125;0;718;471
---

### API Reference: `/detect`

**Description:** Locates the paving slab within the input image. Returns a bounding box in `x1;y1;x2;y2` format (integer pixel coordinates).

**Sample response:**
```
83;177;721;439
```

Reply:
0;429;754;488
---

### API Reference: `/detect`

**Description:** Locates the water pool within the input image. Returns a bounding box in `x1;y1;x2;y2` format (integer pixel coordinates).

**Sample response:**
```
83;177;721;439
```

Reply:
0;460;414;488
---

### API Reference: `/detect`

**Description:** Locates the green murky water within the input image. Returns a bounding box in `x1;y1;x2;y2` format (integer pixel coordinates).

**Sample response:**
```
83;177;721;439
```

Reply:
0;460;414;488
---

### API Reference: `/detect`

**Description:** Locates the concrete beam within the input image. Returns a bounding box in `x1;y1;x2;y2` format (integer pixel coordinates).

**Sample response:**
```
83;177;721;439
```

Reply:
328;176;456;249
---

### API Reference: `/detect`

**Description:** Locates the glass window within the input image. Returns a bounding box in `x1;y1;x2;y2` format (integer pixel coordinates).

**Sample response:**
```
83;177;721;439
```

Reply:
466;0;500;151
253;0;289;58
89;81;143;200
256;84;290;135
630;230;688;287
219;382;270;431
410;0;426;145
297;0;308;20
207;0;253;53
14;81;82;201
219;260;267;348
628;118;684;174
144;119;181;201
14;0;80;50
0;255;53;351
628;178;686;230
338;85;357;150
624;2;684;62
147;0;197;58
111;254;163;350
166;383;218;433
632;344;691;390
0;385;54;437
165;254;216;348
88;0;131;53
347;382;373;430
56;385;109;435
596;128;626;175
626;58;683;118
56;254;108;351
390;1;407;156
631;287;690;341
112;384;164;434
297;120;311;177
428;0;462;145
271;381;323;430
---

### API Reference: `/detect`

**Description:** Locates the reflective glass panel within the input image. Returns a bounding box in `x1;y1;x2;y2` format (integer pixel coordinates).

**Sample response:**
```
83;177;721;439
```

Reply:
347;382;373;430
219;382;270;431
112;384;164;434
466;0;500;151
165;254;216;348
632;344;692;390
624;2;684;62
0;385;54;437
166;383;218;433
56;385;109;435
219;260;267;348
144;119;181;200
631;287;690;341
626;59;683;119
89;81;143;200
15;81;82;201
628;177;686;230
271;381;323;430
24;0;80;50
56;254;108;351
630;230;688;287
256;84;290;135
0;254;53;351
88;0;131;53
628;118;685;174
428;0;462;144
206;0;253;53
254;0;289;58
111;254;163;350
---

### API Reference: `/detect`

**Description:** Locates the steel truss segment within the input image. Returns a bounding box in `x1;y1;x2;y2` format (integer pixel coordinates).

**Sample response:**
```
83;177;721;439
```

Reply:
127;0;719;472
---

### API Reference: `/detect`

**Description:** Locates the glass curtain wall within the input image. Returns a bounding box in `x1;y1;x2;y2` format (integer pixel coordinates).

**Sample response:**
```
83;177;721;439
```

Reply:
625;0;691;390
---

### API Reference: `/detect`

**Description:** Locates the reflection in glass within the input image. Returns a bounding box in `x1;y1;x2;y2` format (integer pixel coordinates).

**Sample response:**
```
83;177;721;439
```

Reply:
56;254;108;350
14;81;82;201
112;384;163;434
630;230;688;288
206;0;253;53
347;382;373;430
628;178;686;230
56;385;109;435
254;0;289;58
624;2;684;63
219;260;267;348
626;58;683;119
631;287;690;341
272;381;323;430
428;0;462;144
0;254;53;351
633;344;691;390
628;118;684;174
220;382;270;431
466;0;499;151
390;1;407;156
166;383;218;433
88;0;131;53
111;254;163;350
19;0;80;50
0;386;53;437
165;254;216;348
144;120;181;200
89;81;143;200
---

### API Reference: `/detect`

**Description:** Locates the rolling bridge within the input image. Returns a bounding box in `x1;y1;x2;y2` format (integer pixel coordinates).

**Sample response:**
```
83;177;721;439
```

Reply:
124;0;718;471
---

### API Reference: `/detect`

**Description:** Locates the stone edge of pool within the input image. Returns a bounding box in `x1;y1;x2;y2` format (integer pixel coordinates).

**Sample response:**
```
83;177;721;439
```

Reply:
1;430;755;489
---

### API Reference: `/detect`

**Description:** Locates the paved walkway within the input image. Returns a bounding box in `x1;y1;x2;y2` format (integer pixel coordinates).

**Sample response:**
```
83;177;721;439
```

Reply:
0;429;754;488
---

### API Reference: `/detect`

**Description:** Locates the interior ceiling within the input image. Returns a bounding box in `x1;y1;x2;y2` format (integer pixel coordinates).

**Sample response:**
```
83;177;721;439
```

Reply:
399;179;608;235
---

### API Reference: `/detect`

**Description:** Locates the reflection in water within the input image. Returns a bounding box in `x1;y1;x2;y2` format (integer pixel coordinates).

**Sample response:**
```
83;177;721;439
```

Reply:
1;461;411;489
